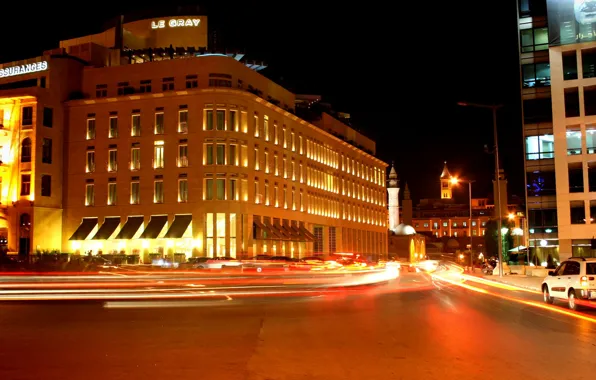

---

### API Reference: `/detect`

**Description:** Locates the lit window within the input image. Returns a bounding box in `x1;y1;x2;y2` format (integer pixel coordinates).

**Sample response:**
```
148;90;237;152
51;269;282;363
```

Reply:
86;119;96;140
154;180;164;203
205;143;214;165
109;116;118;138
178;144;188;167
216;178;225;200
264;116;269;141
216;144;225;165
254;114;259;137
107;182;117;205
154;141;164;168
205;178;214;200
229;144;238;166
131;114;141;136
155;112;164;134
241;145;248;167
299;136;303;155
241;111;248;133
130;181;140;204
274;154;279;176
229;110;238;132
130;147;140;171
264;151;269;173
254;147;259;170
178;110;188;133
85;183;94;206
205;109;214;130
291;132;295;152
86;151;95;173
229;179;237;200
274;124;279;145
216;110;225;131
178;178;188;202
108;149;117;172
525;134;554;160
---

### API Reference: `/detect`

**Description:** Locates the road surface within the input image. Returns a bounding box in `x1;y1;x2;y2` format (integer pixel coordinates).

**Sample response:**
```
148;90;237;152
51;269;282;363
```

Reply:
0;272;594;380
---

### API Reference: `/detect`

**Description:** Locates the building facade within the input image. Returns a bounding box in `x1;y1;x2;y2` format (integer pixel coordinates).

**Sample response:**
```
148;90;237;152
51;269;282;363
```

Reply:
520;0;596;260
409;162;526;252
0;14;388;260
519;0;559;262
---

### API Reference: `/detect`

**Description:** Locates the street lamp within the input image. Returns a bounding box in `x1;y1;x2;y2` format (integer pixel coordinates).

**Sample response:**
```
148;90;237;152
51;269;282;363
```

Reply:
451;177;475;271
458;101;505;277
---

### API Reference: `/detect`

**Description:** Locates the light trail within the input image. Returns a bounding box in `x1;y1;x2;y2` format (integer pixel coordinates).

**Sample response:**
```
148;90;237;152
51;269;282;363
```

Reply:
0;269;399;302
432;271;596;325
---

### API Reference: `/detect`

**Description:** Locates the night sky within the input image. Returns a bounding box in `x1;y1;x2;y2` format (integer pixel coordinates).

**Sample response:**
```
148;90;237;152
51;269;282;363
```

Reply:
0;1;522;204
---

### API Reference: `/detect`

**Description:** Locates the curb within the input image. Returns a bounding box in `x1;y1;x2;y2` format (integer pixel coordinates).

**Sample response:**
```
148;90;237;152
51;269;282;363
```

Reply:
481;276;542;292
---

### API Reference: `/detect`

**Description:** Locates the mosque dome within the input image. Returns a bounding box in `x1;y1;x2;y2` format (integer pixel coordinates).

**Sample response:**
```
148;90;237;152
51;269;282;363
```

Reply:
393;223;416;236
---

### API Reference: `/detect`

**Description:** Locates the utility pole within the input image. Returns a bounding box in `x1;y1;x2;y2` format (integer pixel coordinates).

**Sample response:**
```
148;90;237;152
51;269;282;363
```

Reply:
458;102;505;277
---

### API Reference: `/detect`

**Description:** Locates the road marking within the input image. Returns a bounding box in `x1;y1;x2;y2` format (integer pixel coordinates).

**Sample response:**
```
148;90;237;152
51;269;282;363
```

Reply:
98;271;128;277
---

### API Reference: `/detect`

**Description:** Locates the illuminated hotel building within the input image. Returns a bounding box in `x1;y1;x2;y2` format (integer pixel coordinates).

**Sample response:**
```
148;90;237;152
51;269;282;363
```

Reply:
0;15;388;259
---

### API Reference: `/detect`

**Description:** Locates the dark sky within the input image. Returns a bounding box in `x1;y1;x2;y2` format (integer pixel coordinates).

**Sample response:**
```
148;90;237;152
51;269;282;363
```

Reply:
0;1;523;204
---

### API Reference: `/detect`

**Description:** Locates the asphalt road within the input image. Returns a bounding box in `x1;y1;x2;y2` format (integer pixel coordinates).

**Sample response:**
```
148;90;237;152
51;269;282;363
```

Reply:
0;272;595;380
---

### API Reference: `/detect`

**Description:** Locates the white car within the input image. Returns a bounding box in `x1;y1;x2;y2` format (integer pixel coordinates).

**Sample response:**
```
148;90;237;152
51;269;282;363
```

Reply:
542;257;596;310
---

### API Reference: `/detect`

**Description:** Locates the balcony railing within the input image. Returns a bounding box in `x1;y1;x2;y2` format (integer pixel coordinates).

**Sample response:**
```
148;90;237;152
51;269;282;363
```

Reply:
177;156;189;167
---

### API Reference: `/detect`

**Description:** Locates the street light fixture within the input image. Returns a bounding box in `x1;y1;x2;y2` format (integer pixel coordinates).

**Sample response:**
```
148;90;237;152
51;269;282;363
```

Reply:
458;101;505;277
450;177;475;271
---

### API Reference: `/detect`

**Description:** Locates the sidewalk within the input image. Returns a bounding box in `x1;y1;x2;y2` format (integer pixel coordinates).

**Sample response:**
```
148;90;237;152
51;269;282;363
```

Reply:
481;273;543;292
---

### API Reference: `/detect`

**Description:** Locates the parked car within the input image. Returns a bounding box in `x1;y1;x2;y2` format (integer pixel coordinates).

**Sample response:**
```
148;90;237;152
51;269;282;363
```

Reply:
189;257;242;269
542;257;596;310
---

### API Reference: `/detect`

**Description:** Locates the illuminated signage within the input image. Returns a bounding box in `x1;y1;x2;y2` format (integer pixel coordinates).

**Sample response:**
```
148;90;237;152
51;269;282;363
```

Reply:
151;19;201;29
0;61;48;78
547;0;596;46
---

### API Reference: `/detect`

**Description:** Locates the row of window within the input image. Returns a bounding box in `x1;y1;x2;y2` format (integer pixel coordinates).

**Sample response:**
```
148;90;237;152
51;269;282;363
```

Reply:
561;49;596;81
17;174;52;197
12;106;53;128
83;140;384;206
97;73;235;99
84;107;383;186
15;137;53;164
525;129;596;160
84;177;188;206
415;220;488;229
82;175;384;225
570;200;596;224
86;109;189;140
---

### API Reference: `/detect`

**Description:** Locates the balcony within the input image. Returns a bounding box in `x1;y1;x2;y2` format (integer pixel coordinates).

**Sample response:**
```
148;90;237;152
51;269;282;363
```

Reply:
177;156;189;168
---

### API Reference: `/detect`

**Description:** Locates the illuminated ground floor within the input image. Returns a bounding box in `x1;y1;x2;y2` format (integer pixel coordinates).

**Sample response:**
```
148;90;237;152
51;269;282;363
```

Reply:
66;212;387;262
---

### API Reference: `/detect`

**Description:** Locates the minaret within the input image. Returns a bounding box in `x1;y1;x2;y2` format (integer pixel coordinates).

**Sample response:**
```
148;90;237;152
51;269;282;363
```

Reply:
387;164;400;232
440;161;453;200
402;182;413;226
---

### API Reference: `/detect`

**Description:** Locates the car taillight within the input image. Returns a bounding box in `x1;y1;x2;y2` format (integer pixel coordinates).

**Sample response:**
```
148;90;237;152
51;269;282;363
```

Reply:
581;276;589;287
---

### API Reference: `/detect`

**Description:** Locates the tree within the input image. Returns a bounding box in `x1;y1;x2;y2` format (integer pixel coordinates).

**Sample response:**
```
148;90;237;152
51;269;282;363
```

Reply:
484;219;514;262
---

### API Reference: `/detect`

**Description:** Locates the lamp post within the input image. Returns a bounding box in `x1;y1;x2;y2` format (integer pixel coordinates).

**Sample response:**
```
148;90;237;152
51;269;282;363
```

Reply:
451;177;475;271
458;102;504;277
